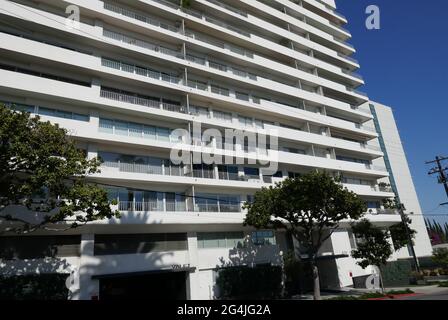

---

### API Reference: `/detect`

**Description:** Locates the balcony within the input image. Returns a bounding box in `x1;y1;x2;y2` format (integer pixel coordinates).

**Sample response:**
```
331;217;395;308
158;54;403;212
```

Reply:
104;2;180;33
100;87;187;114
118;201;186;212
102;57;180;85
103;29;184;59
194;203;241;213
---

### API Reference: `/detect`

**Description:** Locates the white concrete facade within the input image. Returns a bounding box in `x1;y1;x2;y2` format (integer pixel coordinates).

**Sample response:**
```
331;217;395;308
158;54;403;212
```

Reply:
0;0;431;299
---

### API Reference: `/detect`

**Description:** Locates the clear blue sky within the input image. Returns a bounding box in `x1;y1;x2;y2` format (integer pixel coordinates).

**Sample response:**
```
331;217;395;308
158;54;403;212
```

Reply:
336;0;448;224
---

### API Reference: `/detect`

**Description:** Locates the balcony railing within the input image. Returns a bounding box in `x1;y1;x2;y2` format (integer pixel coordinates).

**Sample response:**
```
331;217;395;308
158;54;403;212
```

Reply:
104;2;179;33
206;0;248;17
369;208;399;215
337;52;359;65
103;29;184;59
333;37;355;50
341;69;364;81
194;203;241;213
102;58;180;84
118;201;164;212
100;88;187;114
347;87;368;97
100;89;160;109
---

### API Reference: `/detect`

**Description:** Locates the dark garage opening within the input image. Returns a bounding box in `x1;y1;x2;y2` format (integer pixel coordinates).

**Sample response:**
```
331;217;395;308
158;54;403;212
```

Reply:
99;271;187;300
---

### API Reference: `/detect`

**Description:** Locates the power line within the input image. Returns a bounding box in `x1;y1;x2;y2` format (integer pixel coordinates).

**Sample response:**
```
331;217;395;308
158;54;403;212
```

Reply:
426;156;448;200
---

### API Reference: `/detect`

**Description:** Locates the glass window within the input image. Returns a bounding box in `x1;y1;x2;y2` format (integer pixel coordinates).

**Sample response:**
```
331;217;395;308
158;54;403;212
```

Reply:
244;167;259;177
38;107;55;117
156;127;170;141
273;171;283;178
115;120;129;136
73;113;89;122
236;92;249;101
143;125;156;140
251;230;276;246
197;232;244;249
99;118;114;134
129;123;143;137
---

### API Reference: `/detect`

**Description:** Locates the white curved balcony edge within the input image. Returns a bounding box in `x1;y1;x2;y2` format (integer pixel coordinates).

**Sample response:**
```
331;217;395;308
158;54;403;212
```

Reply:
0;32;367;115
273;0;353;43
189;0;356;67
0;0;362;90
0;68;378;142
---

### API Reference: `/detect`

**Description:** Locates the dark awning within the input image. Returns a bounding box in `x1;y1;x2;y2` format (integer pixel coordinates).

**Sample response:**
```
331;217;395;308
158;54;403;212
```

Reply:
92;267;196;279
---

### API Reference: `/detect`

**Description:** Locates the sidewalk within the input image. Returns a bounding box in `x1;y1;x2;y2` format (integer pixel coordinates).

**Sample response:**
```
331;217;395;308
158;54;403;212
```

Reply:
292;285;444;300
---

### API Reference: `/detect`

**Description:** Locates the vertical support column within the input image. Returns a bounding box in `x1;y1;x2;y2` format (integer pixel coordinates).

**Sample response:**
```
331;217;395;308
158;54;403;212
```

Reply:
92;78;102;98
87;143;98;161
186;232;201;300
78;234;99;300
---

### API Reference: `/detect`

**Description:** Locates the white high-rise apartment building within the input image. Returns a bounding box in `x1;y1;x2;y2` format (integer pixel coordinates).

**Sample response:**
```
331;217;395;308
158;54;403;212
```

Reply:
0;0;432;299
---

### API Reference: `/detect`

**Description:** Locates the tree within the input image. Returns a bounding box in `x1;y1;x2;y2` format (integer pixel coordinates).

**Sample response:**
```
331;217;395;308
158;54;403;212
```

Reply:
180;0;191;8
243;171;367;300
432;248;448;269
0;103;119;234
351;219;393;293
389;215;417;250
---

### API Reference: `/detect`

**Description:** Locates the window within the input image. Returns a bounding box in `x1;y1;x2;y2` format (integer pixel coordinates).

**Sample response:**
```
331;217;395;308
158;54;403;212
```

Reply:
193;164;214;179
211;85;230;96
336;156;370;166
348;231;357;249
213;110;233;122
273;171;283;178
36;107;89;122
218;165;239;180
99;118;114;134
288;172;301;179
238;115;253;127
367;201;381;209
0;236;81;260
189;105;209;117
94;233;187;255
236;92;249;101
244;167;259;179
197;232;244;249
251;231;276;246
209;60;227;72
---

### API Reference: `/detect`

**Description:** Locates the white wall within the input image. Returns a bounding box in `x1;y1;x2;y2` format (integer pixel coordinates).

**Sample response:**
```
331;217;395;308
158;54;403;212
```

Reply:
371;101;433;257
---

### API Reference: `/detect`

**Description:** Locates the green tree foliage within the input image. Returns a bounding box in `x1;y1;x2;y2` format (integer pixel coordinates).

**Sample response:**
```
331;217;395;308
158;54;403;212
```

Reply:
0;104;119;233
180;0;191;8
243;171;367;300
432;248;448;269
351;219;393;293
216;265;282;299
0;274;69;300
389;215;416;250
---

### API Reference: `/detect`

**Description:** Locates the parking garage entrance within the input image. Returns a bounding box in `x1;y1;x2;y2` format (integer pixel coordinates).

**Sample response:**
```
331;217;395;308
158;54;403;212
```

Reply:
97;270;188;300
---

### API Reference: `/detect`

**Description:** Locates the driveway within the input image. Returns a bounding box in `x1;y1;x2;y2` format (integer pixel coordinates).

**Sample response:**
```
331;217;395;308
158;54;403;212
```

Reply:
395;286;448;300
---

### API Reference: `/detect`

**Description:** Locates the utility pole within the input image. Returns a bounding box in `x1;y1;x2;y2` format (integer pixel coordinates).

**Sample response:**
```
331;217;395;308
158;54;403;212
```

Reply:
397;202;421;273
426;156;448;199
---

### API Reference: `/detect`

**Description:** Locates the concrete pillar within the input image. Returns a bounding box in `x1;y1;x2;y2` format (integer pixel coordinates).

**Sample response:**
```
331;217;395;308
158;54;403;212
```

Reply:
87;143;98;160
78;234;99;300
91;78;102;97
186;232;200;300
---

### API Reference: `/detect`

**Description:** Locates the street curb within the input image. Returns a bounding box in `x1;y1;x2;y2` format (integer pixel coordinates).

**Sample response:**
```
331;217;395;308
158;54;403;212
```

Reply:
367;293;422;300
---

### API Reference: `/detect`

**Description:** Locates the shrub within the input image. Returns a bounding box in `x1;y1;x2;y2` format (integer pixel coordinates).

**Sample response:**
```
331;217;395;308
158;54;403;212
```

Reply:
0;274;69;300
432;248;448;268
216;265;282;299
387;289;414;295
423;269;432;277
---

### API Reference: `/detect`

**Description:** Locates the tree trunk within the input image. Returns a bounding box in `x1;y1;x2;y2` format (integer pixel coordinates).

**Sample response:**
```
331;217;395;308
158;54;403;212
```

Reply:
377;266;385;294
311;258;321;300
